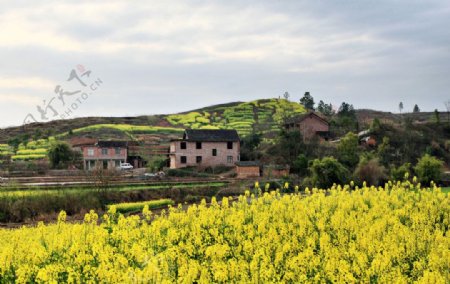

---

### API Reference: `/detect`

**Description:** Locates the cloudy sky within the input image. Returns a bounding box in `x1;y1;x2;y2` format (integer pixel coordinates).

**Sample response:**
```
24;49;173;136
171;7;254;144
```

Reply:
0;0;449;127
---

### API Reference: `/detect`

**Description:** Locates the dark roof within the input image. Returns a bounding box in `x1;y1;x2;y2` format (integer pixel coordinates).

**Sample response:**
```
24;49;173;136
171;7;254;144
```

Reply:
285;112;329;125
97;141;128;148
183;129;240;142
236;161;260;167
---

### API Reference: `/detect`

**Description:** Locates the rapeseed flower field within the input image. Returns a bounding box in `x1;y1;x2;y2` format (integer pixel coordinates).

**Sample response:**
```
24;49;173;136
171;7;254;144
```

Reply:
0;181;448;283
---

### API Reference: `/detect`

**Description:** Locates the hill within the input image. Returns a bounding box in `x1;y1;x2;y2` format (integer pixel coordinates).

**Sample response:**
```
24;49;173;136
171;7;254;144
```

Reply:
0;99;306;160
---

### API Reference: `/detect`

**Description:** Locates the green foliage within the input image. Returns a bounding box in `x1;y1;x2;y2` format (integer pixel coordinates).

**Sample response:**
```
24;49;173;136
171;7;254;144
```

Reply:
147;155;168;172
309;157;349;188
337;132;360;169
414;154;444;185
317;100;334;116
292;154;309;176
299;92;315;110
48;142;76;169
391;163;412;181
377;136;395;166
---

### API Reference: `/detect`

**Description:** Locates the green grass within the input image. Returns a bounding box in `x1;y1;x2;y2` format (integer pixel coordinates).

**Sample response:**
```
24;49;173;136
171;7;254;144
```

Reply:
71;124;183;134
441;187;450;194
107;199;175;213
0;182;228;198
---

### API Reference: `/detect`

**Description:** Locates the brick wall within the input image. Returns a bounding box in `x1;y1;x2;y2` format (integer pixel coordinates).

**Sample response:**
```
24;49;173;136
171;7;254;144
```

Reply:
299;116;329;139
81;146;127;170
236;166;260;178
170;141;240;169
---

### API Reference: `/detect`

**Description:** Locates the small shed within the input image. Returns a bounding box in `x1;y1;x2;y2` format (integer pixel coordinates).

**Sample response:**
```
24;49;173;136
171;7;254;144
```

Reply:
263;164;290;178
235;161;261;178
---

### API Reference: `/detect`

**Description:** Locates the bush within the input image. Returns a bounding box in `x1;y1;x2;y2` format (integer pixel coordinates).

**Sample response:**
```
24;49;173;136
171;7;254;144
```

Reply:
391;163;412;181
353;157;387;186
48;142;76;169
337;132;360;169
309;157;349;188
414;154;444;185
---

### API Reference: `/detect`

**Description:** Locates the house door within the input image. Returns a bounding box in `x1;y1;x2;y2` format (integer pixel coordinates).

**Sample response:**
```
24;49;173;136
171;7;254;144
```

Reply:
103;160;108;170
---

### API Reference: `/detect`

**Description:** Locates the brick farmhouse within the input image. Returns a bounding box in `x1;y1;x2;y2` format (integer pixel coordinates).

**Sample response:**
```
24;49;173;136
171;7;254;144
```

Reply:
170;129;240;169
71;139;128;170
285;112;329;140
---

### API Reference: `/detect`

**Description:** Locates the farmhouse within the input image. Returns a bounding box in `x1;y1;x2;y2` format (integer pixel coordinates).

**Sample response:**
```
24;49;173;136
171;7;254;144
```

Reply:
169;129;240;169
73;140;128;170
285;112;330;140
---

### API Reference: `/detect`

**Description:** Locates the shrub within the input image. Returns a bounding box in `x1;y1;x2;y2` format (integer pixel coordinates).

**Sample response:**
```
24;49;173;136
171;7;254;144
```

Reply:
353;157;387;186
309;157;349;188
337;132;360;169
414;154;444;185
391;163;412;181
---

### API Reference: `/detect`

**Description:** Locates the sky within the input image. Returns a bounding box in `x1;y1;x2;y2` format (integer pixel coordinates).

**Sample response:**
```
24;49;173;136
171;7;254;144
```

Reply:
0;0;449;128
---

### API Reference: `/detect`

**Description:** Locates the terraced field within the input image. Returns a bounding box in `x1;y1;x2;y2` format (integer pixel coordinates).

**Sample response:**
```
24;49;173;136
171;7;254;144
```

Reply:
166;99;305;136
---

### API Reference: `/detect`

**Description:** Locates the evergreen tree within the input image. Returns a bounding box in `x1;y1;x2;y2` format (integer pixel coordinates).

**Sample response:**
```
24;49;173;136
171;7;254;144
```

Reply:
300;92;315;111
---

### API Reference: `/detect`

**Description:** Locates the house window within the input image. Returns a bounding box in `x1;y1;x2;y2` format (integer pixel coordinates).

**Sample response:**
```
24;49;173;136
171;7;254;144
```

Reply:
87;148;94;156
115;160;121;167
196;142;202;149
227;156;233;163
180;156;187;164
180;142;187;149
227;142;233;149
196;156;202;163
212;149;217;156
115;148;121;155
101;148;108;155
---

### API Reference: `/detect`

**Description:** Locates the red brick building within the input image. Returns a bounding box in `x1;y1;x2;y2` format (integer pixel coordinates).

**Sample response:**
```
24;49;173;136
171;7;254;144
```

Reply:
169;129;240;169
285;112;329;140
236;161;261;178
76;140;128;170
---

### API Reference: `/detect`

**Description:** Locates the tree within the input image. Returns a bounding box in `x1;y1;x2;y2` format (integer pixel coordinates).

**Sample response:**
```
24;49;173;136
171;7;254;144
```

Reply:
413;104;420;113
337;102;356;118
283;91;290;101
300;92;315;111
414;154;443;186
337;132;360;169
377;137;396;167
292;154;309;176
434;109;440;124
276;130;305;165
147;155;168;172
353;157;386;186
399;102;404;114
48;142;75;169
317;100;334;117
309;157;349;188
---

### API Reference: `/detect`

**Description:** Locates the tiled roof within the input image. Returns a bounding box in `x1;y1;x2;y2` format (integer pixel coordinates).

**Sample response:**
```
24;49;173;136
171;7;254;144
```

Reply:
236;161;260;167
183;129;240;142
285;112;329;125
97;141;128;148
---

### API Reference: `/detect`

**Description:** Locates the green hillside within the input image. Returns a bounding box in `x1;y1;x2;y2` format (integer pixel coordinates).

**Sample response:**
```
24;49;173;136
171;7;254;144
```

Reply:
166;99;305;136
0;98;306;159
